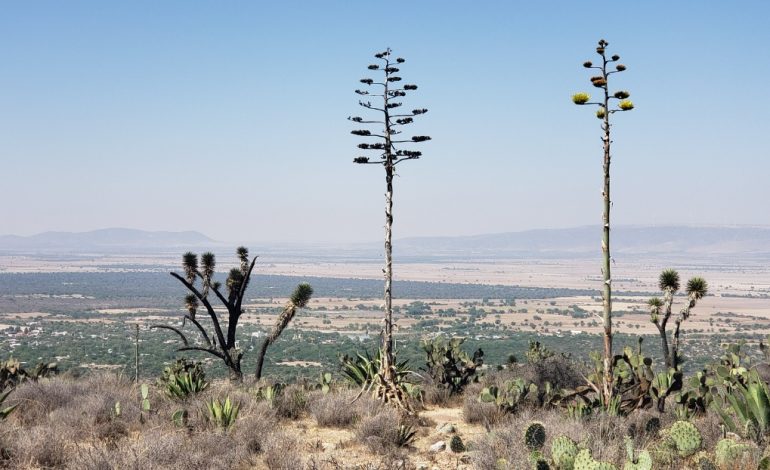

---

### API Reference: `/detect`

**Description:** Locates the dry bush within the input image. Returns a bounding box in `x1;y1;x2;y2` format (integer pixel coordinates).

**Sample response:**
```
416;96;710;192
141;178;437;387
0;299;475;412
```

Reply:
418;375;454;407
9;425;69;469
233;401;279;455
462;382;506;427
354;405;411;455
274;383;309;420
312;390;390;428
471;408;630;469
262;431;304;469
522;355;586;390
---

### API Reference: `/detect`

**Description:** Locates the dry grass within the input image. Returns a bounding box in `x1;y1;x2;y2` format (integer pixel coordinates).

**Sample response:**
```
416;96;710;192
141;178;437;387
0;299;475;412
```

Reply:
3;370;766;469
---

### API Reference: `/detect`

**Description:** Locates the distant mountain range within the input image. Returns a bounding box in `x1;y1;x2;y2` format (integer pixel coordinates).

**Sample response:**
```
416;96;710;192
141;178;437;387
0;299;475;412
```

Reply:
1;225;769;259
0;228;217;253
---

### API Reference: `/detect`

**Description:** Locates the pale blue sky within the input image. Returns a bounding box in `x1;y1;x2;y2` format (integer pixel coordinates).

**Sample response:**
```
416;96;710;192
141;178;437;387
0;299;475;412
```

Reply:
2;1;768;243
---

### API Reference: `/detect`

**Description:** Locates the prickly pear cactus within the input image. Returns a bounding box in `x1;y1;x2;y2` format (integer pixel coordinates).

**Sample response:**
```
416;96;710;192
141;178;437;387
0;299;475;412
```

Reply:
622;450;652;470
573;449;595;470
551;435;578;469
524;421;547;451
449;435;465;453
714;438;751;469
594;462;617;470
668;420;701;457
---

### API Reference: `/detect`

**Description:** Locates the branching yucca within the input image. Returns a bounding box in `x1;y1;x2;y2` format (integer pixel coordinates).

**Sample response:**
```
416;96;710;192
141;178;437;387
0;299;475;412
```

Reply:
571;39;634;406
350;48;430;411
153;247;312;381
254;283;314;379
650;273;708;369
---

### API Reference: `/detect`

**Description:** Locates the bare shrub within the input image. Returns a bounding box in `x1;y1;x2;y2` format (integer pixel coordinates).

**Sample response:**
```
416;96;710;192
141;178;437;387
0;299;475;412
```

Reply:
462;382;505;427
263;431;303;469
418;375;453;407
524;355;586;390
274;383;309;420
471;408;629;469
11;425;69;468
309;389;362;428
354;406;412;455
233;401;278;455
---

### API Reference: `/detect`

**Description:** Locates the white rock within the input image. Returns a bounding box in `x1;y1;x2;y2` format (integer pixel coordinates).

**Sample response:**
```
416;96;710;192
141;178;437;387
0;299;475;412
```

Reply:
429;441;446;453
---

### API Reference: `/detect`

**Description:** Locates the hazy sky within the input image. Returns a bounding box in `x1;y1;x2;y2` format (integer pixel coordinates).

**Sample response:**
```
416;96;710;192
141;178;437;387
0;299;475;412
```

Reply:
2;1;768;244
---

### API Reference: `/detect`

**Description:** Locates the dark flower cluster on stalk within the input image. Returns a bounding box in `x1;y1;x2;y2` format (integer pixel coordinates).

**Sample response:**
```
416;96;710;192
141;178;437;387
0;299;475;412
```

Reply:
349;48;431;166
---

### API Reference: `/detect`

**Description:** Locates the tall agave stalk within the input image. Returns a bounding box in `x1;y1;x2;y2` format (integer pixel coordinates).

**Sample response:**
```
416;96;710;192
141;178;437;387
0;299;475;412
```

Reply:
572;39;634;406
350;48;430;407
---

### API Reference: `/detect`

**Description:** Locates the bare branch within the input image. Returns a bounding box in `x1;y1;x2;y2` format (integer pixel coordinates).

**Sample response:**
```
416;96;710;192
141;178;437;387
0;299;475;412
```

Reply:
177;346;226;361
150;325;189;347
169;272;228;356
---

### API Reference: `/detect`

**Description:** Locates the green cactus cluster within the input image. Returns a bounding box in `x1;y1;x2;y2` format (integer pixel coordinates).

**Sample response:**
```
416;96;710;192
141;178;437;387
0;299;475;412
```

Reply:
479;378;560;413
422;336;483;395
667;420;702;457
157;358;209;399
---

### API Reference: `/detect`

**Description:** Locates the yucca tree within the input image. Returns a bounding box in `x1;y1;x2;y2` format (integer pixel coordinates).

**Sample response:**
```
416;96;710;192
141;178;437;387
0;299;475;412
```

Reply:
572;39;634;406
649;272;708;369
649;269;681;368
670;277;708;368
153;247;312;381
255;283;313;380
350;48;430;409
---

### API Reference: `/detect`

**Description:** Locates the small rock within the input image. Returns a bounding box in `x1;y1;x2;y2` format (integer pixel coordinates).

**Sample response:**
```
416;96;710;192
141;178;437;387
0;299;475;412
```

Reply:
436;423;456;434
429;441;446;453
321;442;336;451
416;465;429;470
460;455;472;464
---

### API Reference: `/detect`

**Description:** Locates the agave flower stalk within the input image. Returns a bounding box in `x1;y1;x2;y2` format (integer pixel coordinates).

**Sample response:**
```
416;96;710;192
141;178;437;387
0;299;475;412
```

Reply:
350;48;430;408
572;39;634;407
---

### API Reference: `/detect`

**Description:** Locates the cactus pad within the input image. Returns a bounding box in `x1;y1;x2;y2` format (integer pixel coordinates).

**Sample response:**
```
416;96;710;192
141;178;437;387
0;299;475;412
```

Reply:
623;450;652;470
714;438;751;469
668;420;701;457
551;435;578;469
574;449;595;470
450;435;465;453
524;421;547;451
